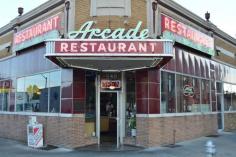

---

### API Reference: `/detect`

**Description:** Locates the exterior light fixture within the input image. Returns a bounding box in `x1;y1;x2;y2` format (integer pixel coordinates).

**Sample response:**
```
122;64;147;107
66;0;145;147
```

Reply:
152;2;158;33
18;7;24;16
205;11;210;21
65;0;71;35
109;85;116;90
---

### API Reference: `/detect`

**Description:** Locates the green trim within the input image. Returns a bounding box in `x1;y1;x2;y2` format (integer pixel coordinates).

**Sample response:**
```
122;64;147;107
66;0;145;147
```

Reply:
13;30;59;52
163;31;215;56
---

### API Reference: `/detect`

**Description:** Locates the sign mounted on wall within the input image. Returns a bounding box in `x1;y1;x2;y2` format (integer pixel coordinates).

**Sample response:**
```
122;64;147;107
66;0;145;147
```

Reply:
54;40;164;55
161;14;215;56
183;85;194;97
13;13;62;52
101;80;121;90
101;73;121;90
68;21;149;40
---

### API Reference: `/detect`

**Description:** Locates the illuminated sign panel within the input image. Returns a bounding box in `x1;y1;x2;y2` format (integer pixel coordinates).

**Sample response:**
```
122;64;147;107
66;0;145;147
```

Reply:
68;21;149;40
54;40;164;55
161;14;215;56
13;14;62;52
183;85;194;97
101;80;121;90
101;73;121;90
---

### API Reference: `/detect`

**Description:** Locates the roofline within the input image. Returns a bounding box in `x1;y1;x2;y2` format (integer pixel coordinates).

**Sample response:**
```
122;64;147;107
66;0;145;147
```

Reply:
158;0;236;45
0;0;65;36
0;0;235;46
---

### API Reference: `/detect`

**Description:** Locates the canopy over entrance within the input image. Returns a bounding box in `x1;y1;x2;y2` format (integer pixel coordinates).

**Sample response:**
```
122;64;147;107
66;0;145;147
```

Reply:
45;39;173;71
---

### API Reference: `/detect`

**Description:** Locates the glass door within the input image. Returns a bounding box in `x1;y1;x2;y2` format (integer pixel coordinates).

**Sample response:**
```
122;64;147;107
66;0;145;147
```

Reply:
96;73;122;148
100;92;118;144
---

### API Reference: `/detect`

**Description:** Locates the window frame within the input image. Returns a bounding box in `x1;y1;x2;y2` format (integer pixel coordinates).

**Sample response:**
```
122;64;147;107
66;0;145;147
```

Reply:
90;0;131;17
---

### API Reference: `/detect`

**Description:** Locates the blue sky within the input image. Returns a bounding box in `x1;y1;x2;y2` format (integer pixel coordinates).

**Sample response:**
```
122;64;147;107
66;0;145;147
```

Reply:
0;0;235;38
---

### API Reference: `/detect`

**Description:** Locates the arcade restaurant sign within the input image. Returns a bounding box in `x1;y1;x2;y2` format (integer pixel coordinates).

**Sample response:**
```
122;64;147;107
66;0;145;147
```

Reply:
68;21;149;40
53;21;166;55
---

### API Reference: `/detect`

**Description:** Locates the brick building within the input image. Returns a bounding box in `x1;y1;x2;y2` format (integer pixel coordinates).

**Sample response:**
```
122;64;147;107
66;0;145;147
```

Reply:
0;0;235;148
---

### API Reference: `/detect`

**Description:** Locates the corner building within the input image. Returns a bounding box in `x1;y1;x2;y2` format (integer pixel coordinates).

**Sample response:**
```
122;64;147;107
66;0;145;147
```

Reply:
0;0;235;148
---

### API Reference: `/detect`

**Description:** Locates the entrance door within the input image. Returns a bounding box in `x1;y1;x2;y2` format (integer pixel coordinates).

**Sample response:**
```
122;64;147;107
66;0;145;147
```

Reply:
100;92;118;145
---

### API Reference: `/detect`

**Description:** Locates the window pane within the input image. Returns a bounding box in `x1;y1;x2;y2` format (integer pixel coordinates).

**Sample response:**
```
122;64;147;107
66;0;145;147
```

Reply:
232;85;236;111
0;81;10;111
49;71;61;113
192;78;201;112
85;71;96;137
183;76;193;112
24;74;49;112
16;78;25;111
161;71;175;113
201;80;211;112
126;72;136;136
217;82;223;93
176;75;184;112
224;83;232;111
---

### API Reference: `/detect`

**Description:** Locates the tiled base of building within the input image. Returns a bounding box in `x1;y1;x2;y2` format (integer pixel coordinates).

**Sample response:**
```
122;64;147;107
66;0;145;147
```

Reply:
224;113;236;131
0;113;228;149
0;114;97;148
136;114;218;147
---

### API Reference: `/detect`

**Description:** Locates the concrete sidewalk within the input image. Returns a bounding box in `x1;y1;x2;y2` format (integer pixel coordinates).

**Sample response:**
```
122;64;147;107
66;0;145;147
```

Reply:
0;132;235;157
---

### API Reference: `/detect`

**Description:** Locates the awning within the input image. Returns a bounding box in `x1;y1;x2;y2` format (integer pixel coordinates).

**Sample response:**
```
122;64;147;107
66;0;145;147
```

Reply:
45;39;173;71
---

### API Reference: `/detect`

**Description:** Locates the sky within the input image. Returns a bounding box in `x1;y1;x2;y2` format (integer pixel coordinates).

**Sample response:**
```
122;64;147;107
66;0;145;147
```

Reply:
174;0;236;38
0;0;235;38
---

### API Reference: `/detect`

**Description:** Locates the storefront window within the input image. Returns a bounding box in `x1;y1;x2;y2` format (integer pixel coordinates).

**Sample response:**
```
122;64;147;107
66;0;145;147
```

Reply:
16;71;61;113
0;80;10;111
16;78;25;111
232;85;236;110
49;71;61;113
224;83;232;111
192;78;201;112
85;71;96;137
176;74;184;112
125;72;136;137
175;74;209;113
161;71;175;113
201;80;211;112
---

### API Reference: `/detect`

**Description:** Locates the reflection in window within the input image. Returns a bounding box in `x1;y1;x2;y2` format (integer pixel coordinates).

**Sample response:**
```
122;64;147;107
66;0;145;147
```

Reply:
201;80;211;112
49;71;61;113
125;72;136;137
161;72;175;113
16;71;61;113
232;85;236;110
192;78;201;112
0;80;11;111
224;83;232;111
176;75;183;112
85;71;96;137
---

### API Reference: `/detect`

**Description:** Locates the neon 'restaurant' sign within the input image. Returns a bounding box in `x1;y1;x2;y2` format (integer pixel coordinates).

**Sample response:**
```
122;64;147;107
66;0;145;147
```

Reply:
68;21;149;39
161;14;215;56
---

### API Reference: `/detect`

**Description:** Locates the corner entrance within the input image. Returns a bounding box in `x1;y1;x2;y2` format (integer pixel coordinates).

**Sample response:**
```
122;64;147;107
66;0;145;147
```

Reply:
100;93;117;144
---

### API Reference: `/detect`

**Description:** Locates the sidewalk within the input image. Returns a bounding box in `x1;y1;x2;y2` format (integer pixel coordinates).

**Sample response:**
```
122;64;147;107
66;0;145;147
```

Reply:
0;132;235;157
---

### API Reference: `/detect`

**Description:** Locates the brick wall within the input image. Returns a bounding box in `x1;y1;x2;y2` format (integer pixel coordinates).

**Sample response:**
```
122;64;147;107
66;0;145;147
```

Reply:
74;0;147;30
136;114;217;147
0;114;96;148
224;113;236;131
214;37;236;66
0;32;13;59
